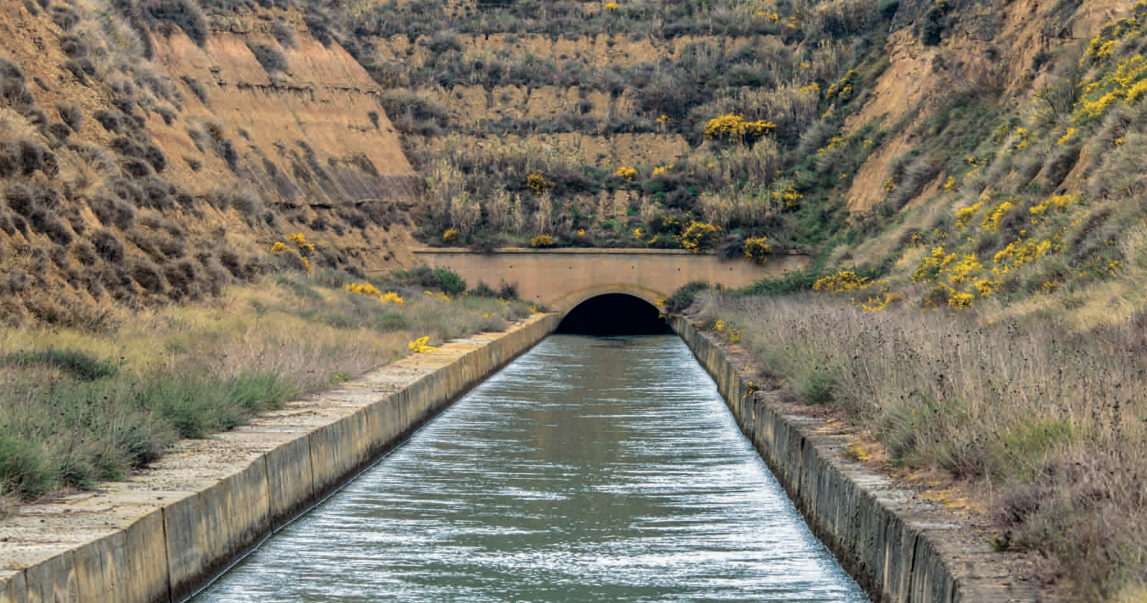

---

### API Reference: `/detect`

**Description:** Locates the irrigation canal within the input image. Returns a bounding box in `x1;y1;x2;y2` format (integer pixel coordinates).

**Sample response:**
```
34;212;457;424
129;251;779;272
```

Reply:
191;335;868;602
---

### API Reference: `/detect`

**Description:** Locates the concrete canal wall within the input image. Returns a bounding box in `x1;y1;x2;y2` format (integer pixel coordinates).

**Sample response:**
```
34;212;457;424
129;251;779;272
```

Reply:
2;309;1049;603
0;313;560;603
672;317;1050;603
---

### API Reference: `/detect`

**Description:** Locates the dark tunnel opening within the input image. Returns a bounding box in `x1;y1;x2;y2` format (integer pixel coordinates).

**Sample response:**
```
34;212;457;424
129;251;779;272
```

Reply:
555;294;671;336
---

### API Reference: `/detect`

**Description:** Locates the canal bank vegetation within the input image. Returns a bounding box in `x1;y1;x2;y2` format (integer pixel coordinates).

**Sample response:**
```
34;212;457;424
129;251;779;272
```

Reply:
690;286;1147;600
0;266;532;517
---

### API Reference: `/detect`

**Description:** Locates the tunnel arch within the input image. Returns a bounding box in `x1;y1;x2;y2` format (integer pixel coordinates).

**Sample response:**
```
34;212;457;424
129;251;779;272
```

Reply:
549;283;667;315
555;292;671;335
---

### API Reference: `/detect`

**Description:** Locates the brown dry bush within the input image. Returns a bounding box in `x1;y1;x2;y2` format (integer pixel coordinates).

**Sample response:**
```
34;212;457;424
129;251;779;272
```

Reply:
129;257;167;293
92;229;126;263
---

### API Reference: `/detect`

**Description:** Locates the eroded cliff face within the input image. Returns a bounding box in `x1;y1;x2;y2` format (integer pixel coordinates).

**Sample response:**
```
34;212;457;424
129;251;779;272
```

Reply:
0;0;418;326
152;15;415;207
843;0;1129;216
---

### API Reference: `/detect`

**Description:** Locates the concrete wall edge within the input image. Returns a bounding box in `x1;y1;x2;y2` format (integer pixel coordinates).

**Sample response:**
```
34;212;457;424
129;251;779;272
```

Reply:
670;316;1050;603
0;313;560;603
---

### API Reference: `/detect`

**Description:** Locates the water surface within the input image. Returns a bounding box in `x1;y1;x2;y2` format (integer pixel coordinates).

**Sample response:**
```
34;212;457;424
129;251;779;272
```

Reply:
192;335;867;602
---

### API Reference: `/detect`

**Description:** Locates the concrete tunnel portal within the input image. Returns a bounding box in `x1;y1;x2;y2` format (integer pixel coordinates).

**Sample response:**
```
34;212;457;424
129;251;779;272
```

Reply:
555;293;671;336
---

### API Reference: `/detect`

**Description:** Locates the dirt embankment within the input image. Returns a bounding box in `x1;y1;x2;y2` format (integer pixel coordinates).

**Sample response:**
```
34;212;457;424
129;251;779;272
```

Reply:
843;0;1128;215
0;2;420;326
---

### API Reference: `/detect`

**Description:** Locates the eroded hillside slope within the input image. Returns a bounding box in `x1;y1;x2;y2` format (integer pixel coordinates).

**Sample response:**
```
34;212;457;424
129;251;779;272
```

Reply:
0;0;417;327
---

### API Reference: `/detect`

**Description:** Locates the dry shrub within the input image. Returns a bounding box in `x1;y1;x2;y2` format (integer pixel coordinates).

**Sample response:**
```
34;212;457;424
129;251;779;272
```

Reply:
88;193;136;229
886;156;940;210
129;257;167;293
0;57;34;109
162;258;199;298
139;0;209;45
246;41;288;75
93;109;128;134
92;229;125;263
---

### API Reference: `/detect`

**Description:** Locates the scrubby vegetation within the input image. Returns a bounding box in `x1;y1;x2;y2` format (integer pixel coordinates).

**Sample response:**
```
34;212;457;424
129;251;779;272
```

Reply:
0;263;532;513
691;289;1147;601
358;0;894;252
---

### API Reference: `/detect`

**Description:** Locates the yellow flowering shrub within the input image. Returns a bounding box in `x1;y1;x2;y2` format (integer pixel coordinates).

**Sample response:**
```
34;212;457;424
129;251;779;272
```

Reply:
813;270;870;292
994;238;1054;269
825;69;856;101
945;254;983;287
954;202;984;230
526;171;554;194
344;282;382;297
703;114;775;143
948;292;976;309
615;166;637;180
270;234;313;273
975;279;997;296
678;221;722;253
862;292;902;312
980;199;1016;233
1057;127;1077;146
771;183;802;208
381;292;405;305
1084;2;1147;65
1073;5;1147;125
345;283;406;305
443;228;460;243
743;236;772;265
815;136;846;158
287;233;315;254
912;246;956;283
1028;194;1076;224
408;336;438;353
530;234;555;248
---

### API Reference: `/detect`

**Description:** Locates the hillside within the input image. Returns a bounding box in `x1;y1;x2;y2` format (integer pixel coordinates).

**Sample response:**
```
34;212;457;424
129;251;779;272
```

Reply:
0;0;420;328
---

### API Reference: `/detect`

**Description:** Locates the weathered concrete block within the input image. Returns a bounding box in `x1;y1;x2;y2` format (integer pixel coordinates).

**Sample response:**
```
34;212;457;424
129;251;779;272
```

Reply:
0;570;27;603
265;436;316;529
23;552;77;603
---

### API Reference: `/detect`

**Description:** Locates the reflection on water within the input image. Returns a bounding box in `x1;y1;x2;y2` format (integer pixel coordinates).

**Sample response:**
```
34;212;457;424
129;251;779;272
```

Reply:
192;335;868;602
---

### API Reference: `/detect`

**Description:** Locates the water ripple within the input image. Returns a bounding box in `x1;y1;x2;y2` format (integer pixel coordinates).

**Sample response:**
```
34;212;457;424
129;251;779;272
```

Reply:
193;335;867;603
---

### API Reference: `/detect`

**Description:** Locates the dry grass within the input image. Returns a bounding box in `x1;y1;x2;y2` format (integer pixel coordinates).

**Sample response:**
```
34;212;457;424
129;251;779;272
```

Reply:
696;291;1147;600
0;270;534;512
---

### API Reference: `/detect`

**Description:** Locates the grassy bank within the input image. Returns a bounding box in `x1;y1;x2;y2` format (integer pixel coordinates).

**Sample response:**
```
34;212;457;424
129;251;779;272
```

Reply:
0;267;532;515
693;291;1147;601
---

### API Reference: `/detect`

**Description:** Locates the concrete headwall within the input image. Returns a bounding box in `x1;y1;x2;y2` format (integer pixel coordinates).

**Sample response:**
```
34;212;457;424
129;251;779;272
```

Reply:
672;317;1051;603
0;314;560;603
413;248;809;312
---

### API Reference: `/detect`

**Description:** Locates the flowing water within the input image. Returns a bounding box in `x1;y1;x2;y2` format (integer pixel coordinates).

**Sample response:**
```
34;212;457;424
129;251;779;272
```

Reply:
191;335;868;602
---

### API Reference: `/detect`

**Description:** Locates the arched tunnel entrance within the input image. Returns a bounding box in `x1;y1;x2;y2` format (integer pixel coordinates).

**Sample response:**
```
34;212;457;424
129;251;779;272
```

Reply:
555;293;671;335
